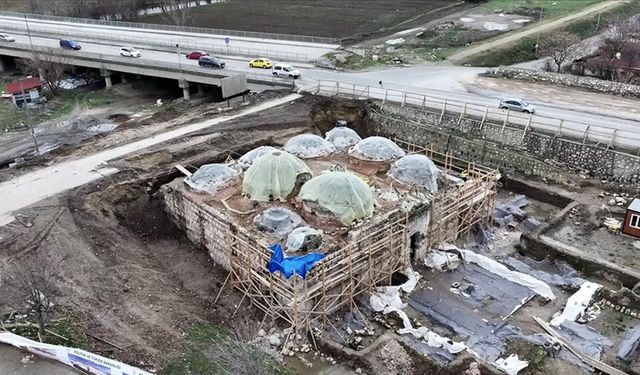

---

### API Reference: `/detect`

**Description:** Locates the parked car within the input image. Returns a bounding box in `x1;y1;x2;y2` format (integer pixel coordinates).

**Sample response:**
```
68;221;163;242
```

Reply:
0;33;15;42
249;58;273;69
59;39;81;50
198;56;225;68
499;98;536;114
186;51;209;59
120;47;141;57
272;63;300;79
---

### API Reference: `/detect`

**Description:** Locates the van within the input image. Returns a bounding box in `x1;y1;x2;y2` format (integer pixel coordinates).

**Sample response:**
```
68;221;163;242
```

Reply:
272;63;300;79
59;39;81;50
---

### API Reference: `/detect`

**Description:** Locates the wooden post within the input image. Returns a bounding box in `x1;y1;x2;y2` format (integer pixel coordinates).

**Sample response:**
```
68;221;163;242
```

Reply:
522;113;533;140
457;102;467;126
500;109;510;139
582;125;590;144
439;100;447;124
606;129;617;150
401;91;406;108
421;95;426;111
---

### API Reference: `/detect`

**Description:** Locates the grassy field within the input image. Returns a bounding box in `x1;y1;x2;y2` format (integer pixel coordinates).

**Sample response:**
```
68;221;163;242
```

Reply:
141;0;467;39
467;0;640;67
481;0;604;19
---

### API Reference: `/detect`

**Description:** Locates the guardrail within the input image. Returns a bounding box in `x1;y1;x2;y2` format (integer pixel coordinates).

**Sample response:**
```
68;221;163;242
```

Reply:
0;42;294;87
0;11;340;45
310;80;640;151
1;23;309;61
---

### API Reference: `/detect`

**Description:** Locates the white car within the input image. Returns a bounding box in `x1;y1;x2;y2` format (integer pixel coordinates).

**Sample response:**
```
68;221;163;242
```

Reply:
499;98;536;114
0;33;15;42
120;47;141;58
272;63;300;79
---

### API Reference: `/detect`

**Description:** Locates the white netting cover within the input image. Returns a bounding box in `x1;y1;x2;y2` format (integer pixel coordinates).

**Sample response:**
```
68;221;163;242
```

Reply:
286;227;323;253
299;171;374;225
238;146;279;169
243;150;312;201
349;136;406;161
184;163;241;194
388;154;439;193
325;127;362;152
253;207;306;239
283;134;336;159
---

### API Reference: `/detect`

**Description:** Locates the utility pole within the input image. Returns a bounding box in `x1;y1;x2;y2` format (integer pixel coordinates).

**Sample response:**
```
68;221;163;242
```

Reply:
24;15;34;50
534;7;544;55
18;78;40;157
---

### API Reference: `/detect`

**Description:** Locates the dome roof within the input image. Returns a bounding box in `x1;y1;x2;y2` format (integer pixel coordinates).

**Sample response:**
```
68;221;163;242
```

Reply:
388;154;439;192
238;146;279;169
184;163;240;194
243;150;312;201
284;134;336;159
299;171;374;225
349;136;405;161
253;207;306;239
325;127;362;152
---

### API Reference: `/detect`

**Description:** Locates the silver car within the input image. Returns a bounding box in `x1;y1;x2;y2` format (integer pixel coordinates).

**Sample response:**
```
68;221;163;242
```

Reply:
0;33;15;42
499;98;536;114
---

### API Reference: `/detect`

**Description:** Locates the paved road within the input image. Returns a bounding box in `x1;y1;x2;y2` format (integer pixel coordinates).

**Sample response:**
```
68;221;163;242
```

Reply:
448;0;624;62
0;345;78;375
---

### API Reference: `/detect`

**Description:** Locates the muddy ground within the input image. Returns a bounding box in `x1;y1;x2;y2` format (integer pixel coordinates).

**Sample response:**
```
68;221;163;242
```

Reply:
0;92;323;370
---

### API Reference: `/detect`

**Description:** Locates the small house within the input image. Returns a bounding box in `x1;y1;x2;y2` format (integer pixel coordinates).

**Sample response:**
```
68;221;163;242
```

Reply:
623;198;640;238
5;77;46;108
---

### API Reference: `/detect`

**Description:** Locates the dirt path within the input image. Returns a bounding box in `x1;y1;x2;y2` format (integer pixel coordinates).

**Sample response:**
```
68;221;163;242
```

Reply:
448;0;624;63
0;93;302;226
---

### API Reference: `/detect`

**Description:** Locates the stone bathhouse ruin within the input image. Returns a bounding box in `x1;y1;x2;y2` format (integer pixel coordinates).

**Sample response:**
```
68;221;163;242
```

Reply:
161;130;498;330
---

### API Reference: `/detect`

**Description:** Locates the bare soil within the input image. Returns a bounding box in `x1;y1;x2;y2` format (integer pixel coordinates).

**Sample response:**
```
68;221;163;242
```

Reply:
0;92;321;369
141;0;472;40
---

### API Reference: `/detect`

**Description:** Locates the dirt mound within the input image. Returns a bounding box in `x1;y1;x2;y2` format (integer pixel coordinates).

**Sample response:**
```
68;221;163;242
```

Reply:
311;98;374;138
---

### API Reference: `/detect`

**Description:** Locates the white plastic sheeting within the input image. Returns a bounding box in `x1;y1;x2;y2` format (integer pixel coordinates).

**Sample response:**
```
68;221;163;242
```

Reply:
238;146;279;169
460;249;556;300
284;134;336;159
242;150;312;201
254;207;306;239
299;171;374;225
184;163;241;194
424;250;461;271
550;281;602;327
388;154;439;192
494;354;529;375
325;127;362;152
286;226;322;252
349;136;406;162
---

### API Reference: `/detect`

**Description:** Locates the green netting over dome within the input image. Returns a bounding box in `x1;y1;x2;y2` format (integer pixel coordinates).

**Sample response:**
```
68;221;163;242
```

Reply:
388;154;439;193
299;171;374;225
243;150;312;201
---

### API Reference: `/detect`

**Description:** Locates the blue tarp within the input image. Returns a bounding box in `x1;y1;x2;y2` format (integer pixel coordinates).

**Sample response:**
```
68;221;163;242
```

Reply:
267;244;325;279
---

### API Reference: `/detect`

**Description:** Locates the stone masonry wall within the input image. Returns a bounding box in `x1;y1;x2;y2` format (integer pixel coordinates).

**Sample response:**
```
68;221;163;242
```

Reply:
162;183;232;270
489;67;640;98
375;104;640;184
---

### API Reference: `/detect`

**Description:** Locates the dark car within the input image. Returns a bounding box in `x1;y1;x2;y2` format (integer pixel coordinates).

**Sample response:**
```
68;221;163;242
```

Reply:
198;56;225;68
59;39;81;50
186;51;209;59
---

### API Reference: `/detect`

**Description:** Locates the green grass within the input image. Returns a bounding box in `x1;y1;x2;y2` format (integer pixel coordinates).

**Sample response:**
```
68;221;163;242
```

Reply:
85;90;122;109
481;0;604;19
161;323;293;375
503;340;548;375
7;313;90;349
466;37;537;67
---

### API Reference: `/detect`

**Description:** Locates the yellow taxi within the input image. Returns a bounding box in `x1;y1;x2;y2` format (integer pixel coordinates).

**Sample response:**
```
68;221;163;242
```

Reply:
249;58;274;69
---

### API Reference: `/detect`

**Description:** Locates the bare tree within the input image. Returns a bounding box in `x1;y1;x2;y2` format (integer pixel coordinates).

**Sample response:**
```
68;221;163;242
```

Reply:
158;0;195;26
23;53;69;95
538;32;582;73
3;257;58;342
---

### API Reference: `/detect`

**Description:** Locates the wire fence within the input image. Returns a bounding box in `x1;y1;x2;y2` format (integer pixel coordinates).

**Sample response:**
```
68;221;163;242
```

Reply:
0;11;340;45
1;23;309;61
310;80;640;152
0;42;294;87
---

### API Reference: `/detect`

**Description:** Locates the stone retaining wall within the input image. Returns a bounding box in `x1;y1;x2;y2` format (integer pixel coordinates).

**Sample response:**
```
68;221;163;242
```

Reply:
488;66;640;98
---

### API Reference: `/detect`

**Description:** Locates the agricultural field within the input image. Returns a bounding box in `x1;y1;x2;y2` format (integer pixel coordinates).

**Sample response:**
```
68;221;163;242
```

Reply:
140;0;473;39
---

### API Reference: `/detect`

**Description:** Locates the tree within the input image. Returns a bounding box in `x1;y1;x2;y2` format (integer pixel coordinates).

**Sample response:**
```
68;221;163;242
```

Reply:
158;0;194;26
23;53;69;95
538;32;581;73
2;257;58;342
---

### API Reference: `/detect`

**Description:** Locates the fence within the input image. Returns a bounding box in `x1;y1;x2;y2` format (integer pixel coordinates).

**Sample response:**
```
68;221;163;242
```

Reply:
0;42;294;87
310;80;640;152
0;11;340;45
1;23;309;61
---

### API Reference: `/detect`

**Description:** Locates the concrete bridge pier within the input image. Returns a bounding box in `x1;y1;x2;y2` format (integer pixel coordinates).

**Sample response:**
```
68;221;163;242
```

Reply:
121;73;128;84
197;84;204;96
101;69;113;88
0;57;5;72
179;79;190;100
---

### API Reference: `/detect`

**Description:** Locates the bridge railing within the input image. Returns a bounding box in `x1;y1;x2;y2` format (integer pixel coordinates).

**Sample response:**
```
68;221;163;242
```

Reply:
0;42;294;86
0;11;340;45
310;80;640;152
